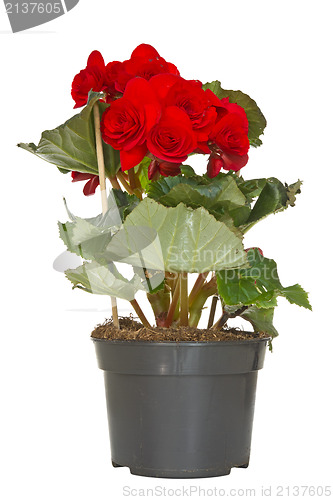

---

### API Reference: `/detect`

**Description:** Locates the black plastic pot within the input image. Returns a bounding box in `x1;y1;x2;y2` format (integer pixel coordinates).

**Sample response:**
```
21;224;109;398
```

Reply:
93;338;269;478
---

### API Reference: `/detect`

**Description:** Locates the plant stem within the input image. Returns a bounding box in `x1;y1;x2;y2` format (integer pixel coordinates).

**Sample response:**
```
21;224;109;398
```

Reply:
165;275;180;327
179;272;189;327
128;168;143;200
165;272;178;294
130;299;151;328
128;168;137;191
109;175;122;190
133;165;143;190
188;272;209;307
93;102;119;328
117;171;135;195
212;305;249;329
207;296;218;328
147;287;171;326
188;277;217;328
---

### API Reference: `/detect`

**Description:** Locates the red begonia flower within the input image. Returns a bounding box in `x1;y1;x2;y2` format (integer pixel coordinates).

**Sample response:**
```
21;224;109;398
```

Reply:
101;78;161;170
147;106;197;164
71;51;106;109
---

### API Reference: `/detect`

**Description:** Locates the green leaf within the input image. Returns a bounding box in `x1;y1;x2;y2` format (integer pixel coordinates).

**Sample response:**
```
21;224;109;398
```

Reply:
241;306;279;337
133;267;165;294
58;220;112;261
286;180;302;207
112;189;140;221
148;175;195;199
148;173;249;227
65;261;145;301
105;198;248;273
237;177;267;199
216;249;283;306
58;222;81;256
252;292;278;309
18;97;121;177
58;193;122;261
134;157;152;191
180;164;196;177
59;191;166;299
202;80;267;147
87;90;105;104
217;248;311;310
246;177;288;224
57;167;70;174
239;178;301;232
280;284;312;310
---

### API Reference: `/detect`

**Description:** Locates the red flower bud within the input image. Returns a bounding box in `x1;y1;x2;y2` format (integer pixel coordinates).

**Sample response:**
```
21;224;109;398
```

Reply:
148;159;159;180
71;171;100;196
207;154;224;178
148;159;181;180
159;161;182;177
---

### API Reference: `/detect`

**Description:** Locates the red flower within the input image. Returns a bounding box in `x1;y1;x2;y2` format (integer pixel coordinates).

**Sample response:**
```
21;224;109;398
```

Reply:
220;151;249;171
207;111;249;175
71;51;106;109
220;98;248;130
206;150;248;177
101;78;161;171
147;106;197;164
161;77;217;143
72;45;180;108
71;171;100;196
148;159;182;180
124;44;180;81
104;61;131;100
149;74;182;101
103;44;180;101
211;113;249;156
207;94;249;131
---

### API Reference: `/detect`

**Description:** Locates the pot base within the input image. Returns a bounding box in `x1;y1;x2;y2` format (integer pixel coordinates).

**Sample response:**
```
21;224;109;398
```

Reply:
112;460;234;478
112;460;251;478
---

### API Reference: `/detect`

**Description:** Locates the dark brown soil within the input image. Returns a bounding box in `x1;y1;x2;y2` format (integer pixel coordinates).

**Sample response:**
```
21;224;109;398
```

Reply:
91;316;268;342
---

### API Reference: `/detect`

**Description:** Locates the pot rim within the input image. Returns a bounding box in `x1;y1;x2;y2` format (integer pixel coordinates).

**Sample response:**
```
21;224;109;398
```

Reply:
91;336;271;347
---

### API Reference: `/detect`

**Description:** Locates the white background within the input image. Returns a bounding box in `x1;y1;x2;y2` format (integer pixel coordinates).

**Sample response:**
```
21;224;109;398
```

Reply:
1;1;332;498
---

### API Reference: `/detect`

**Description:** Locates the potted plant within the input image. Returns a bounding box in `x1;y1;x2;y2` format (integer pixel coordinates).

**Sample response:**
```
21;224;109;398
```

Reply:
19;43;311;478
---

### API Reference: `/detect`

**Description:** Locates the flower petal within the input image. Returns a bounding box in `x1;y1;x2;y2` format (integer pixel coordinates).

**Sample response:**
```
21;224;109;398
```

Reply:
221;152;249;171
120;144;147;171
83;175;100;196
87;50;105;69
131;44;160;59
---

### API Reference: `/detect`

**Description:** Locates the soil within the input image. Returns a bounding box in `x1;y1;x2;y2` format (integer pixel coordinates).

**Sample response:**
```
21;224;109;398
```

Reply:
91;316;268;342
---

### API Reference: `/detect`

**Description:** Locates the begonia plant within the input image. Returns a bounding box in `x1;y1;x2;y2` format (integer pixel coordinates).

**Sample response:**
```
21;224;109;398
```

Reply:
19;44;311;337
